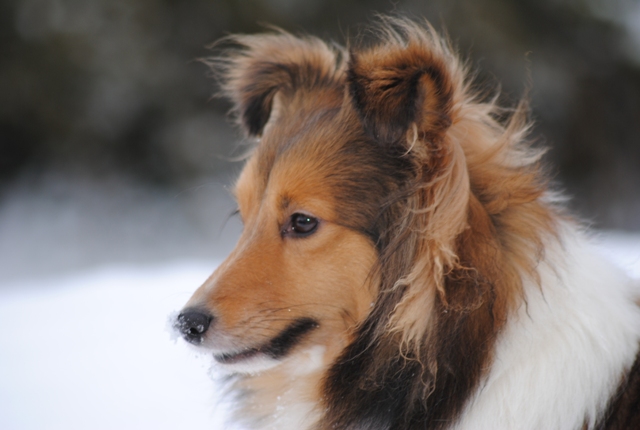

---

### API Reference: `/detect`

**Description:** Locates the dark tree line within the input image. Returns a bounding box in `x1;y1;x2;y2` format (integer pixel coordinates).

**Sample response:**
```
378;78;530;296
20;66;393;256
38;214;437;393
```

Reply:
1;0;639;228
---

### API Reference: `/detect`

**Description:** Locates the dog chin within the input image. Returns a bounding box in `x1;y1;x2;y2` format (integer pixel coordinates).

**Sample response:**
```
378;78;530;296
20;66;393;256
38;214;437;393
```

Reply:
213;344;328;377
212;350;282;375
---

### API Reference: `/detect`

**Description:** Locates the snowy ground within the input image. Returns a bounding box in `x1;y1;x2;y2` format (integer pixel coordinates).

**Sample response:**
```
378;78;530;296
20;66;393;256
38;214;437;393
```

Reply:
0;174;639;430
0;262;229;430
0;173;240;430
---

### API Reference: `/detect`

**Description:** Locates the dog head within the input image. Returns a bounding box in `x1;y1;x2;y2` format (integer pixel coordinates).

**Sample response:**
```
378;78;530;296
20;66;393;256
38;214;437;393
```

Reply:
176;18;554;427
176;31;413;374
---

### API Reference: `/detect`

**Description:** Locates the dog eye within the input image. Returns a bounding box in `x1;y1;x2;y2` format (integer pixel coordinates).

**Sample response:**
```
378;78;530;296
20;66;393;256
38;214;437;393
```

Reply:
287;213;319;236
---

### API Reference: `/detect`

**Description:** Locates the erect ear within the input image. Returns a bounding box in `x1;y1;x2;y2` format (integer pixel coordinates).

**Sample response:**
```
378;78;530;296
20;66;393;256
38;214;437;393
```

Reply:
347;41;454;146
213;32;344;137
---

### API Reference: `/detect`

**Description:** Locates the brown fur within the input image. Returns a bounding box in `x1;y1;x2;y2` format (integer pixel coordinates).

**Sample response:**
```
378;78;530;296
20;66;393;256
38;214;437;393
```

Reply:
597;350;640;430
185;18;563;429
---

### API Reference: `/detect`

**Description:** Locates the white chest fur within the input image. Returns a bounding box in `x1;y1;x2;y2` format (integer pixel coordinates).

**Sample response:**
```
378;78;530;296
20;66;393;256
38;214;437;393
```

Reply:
455;230;640;430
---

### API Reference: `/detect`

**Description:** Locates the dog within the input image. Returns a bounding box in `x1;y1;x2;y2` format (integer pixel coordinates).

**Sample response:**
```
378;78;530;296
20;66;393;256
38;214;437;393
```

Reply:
175;18;640;429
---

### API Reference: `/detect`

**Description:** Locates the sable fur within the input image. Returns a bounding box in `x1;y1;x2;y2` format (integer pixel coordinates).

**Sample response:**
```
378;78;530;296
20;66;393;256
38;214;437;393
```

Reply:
597;349;640;430
177;17;640;430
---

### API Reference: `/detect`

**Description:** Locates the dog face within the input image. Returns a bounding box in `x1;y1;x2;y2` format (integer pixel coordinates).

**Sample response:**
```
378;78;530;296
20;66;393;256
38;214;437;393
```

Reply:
177;70;410;372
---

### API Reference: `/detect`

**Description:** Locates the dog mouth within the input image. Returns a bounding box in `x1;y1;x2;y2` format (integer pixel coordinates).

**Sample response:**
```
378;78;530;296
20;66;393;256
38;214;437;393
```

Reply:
214;317;319;364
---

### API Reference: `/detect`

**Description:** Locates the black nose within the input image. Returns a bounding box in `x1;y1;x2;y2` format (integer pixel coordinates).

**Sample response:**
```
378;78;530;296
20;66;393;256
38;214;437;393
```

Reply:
175;309;213;345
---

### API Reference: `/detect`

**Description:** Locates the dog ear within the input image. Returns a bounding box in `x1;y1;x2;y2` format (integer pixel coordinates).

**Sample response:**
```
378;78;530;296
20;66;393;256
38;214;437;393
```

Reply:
347;43;454;146
225;59;289;137
213;33;344;137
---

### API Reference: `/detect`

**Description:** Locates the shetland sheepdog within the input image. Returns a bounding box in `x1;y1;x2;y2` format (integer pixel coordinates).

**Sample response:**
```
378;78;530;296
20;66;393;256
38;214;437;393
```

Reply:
175;18;640;430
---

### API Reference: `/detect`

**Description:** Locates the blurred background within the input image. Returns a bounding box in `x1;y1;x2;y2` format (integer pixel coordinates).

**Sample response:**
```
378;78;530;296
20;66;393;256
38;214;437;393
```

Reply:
1;0;640;284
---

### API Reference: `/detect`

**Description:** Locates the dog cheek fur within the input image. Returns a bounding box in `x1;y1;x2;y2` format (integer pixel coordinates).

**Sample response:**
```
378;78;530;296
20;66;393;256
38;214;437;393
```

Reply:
319;21;555;430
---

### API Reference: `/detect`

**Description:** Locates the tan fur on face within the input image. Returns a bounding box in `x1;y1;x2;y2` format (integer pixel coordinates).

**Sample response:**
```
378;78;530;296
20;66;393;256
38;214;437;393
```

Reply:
185;94;381;424
189;149;379;352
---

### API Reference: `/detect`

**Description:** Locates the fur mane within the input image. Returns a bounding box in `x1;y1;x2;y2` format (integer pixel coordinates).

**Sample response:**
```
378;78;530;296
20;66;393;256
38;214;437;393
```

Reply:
321;19;558;429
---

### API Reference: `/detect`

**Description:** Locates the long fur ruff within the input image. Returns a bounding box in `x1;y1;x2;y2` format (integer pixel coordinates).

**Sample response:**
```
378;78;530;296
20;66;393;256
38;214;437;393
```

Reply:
176;18;640;430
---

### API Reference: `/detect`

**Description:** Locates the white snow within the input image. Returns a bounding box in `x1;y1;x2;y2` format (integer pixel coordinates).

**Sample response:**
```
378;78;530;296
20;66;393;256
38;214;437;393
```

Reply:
0;262;229;430
0;233;638;430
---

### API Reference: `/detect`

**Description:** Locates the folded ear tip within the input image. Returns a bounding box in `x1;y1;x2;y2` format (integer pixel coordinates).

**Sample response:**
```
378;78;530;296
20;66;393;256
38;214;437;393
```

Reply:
346;28;455;148
212;33;345;138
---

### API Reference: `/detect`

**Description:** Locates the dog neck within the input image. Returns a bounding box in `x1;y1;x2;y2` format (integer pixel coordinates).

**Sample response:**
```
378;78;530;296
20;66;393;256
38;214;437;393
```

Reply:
224;345;330;430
